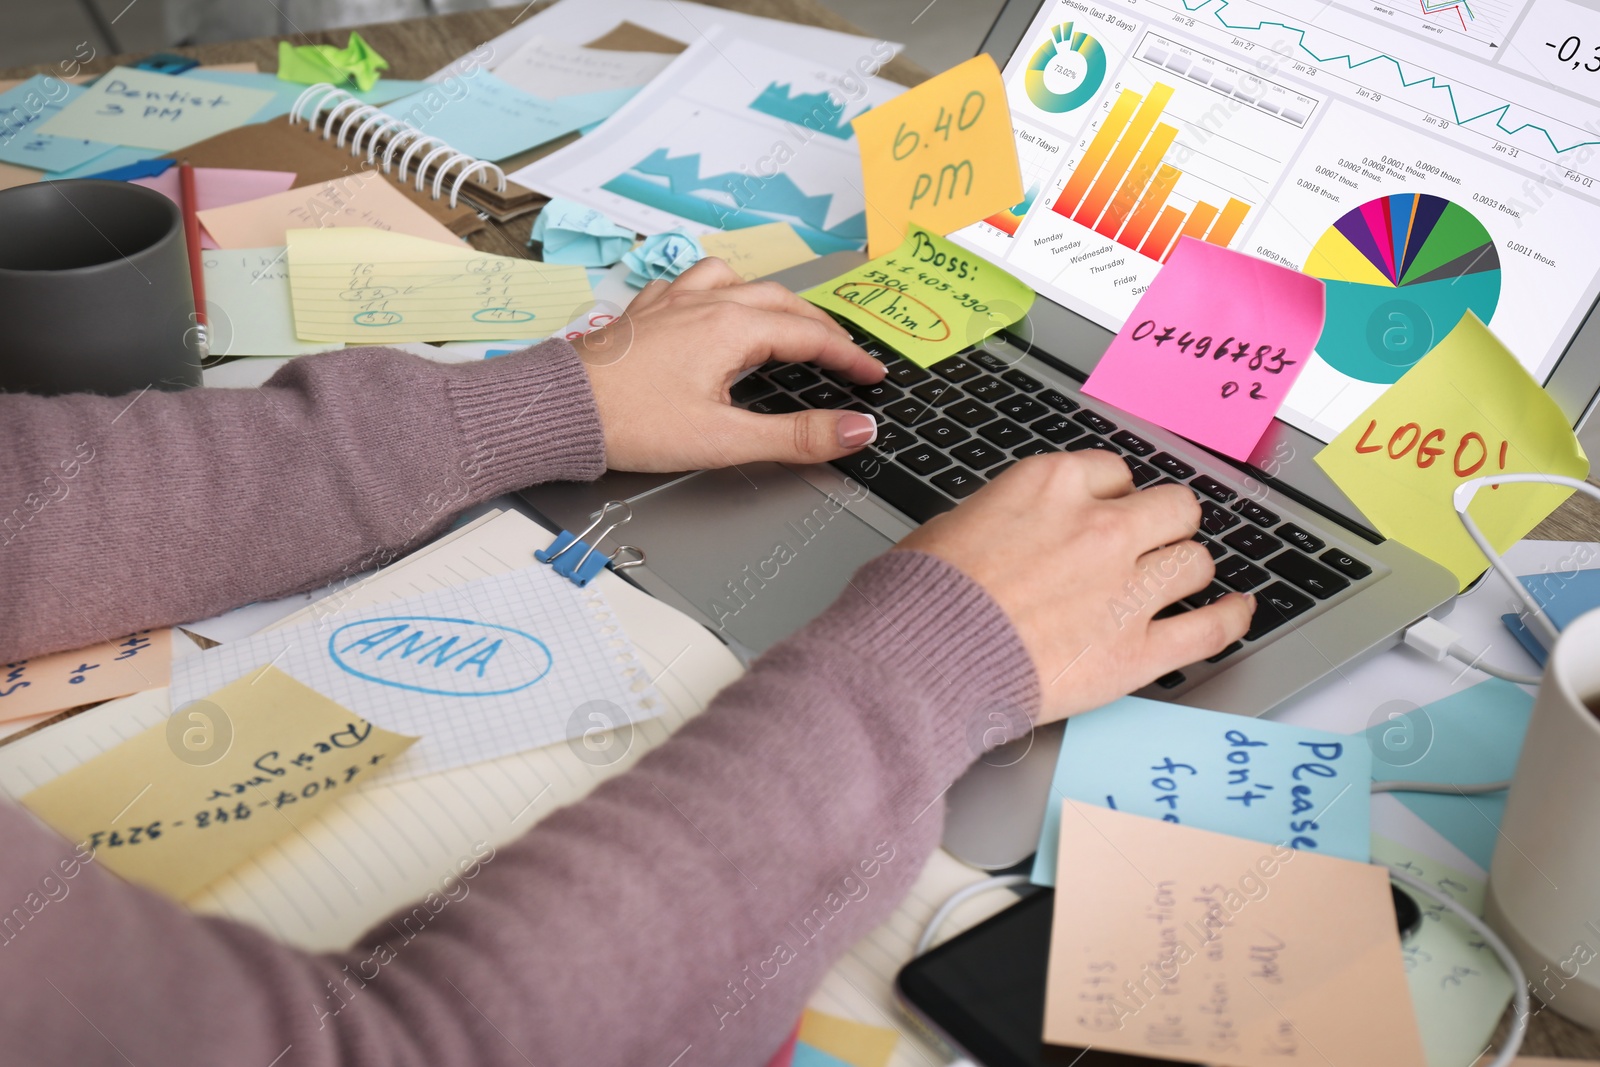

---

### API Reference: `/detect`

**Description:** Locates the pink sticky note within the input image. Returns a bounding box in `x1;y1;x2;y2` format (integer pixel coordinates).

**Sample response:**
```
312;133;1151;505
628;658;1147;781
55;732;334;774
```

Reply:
1082;238;1325;462
132;167;297;249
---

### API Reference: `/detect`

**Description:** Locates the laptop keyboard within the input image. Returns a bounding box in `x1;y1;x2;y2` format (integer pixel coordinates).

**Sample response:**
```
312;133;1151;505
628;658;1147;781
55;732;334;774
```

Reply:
731;341;1379;681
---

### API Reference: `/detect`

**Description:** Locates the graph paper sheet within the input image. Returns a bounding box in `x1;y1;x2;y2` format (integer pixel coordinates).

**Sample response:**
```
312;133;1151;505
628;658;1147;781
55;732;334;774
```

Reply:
170;563;661;780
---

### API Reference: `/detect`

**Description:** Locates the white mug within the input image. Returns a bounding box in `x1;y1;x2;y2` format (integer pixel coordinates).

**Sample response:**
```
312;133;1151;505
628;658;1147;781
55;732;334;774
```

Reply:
1486;604;1600;1027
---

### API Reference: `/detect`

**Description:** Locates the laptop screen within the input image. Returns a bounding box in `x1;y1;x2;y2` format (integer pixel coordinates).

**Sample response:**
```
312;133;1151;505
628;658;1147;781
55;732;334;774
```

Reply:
949;0;1600;444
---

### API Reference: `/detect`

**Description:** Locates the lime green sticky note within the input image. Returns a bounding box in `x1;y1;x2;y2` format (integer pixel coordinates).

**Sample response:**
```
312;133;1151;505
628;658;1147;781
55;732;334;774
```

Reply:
802;225;1033;368
277;32;389;93
1315;313;1588;589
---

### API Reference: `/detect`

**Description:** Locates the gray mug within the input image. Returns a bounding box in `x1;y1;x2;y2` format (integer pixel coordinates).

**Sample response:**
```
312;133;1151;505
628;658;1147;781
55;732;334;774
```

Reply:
0;179;203;396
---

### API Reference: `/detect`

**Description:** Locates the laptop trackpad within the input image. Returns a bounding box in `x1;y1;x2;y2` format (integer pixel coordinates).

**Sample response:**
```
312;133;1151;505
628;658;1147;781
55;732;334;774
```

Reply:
625;463;893;652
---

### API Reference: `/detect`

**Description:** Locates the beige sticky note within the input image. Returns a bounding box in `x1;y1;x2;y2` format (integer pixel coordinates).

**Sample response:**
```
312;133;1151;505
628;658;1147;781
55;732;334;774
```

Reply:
797;1009;897;1067
21;666;416;900
0;629;173;723
699;222;817;282
199;171;462;250
1043;801;1426;1066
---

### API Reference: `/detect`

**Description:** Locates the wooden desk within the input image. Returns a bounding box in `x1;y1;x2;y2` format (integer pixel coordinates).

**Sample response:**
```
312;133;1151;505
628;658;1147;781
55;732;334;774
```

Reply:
4;1;1598;1059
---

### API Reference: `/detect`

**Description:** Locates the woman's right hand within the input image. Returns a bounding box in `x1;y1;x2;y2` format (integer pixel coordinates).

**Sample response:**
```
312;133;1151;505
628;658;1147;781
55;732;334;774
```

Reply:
896;450;1254;723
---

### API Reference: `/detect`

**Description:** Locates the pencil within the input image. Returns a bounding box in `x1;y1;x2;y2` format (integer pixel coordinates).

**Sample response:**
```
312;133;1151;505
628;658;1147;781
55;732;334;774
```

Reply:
178;161;209;358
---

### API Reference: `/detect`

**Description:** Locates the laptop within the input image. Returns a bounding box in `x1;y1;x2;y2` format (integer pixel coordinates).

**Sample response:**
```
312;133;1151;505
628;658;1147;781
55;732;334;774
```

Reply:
523;0;1600;869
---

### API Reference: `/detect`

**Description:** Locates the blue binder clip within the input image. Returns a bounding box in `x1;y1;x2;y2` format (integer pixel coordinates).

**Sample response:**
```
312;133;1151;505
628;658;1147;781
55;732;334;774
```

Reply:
536;501;644;587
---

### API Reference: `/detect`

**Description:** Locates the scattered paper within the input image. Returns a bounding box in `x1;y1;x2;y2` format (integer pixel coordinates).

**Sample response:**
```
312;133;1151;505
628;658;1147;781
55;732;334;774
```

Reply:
0;629;173;723
796;1010;896;1067
1362;678;1531;870
1043;801;1426;1066
803;224;1033;367
532;197;636;267
494;34;673;99
0;76;116;172
20;666;415;900
276;32;389;93
286;227;595;343
1316;313;1589;589
850;54;1020;256
42;144;162;180
130;167;296;249
37;66;275;152
180;69;429;124
622;230;701;287
1031;696;1371;887
1502;566;1600;665
792;1047;849;1067
700;222;818;281
1082;239;1325;461
198;172;463;249
203;247;339;356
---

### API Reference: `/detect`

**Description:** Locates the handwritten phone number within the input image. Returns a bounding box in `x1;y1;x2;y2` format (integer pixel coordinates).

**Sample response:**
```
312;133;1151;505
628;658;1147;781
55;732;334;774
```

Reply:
1128;319;1297;399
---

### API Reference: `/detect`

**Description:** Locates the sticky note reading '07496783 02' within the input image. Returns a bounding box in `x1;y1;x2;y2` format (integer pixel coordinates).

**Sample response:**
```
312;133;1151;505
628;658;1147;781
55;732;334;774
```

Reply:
851;54;1022;257
1082;237;1326;462
1316;312;1589;589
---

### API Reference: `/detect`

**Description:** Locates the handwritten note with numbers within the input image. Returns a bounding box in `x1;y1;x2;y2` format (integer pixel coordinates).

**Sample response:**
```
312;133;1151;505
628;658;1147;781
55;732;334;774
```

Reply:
286;227;595;343
802;225;1033;367
699;222;818;281
1044;802;1427;1067
1083;238;1325;461
850;54;1022;255
36;66;275;152
1030;696;1370;887
0;629;173;724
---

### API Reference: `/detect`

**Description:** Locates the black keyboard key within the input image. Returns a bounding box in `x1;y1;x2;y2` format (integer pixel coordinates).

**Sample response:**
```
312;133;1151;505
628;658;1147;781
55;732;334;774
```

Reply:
883;359;931;386
1266;552;1350;599
987;461;1016;477
748;393;802;415
1278;524;1325;554
918;419;970;447
1038;389;1078;413
1233;500;1279;527
730;374;776;403
911;379;960;406
850;380;904;406
832;451;953;523
1126;458;1160;487
1110;430;1154;456
1073;409;1118;435
952;440;1007;470
1245;582;1315;641
946;398;997;427
1199;500;1239;535
873;423;918;453
769;364;821;390
931;466;984;499
798;383;851;408
1012;441;1058;459
1150;452;1196;479
899;444;952;475
1222;527;1283;561
1067;435;1118;453
1191;475;1236;503
881;398;937;426
1185;582;1229;608
1216;555;1269;591
1154;670;1186;689
1207;641;1243;663
978;419;1030;449
932;356;981;383
970;350;1012;372
1320;549;1373;580
995;395;1048;422
1197;537;1225;560
967;376;1015;402
1000;369;1043;392
1031;414;1084;445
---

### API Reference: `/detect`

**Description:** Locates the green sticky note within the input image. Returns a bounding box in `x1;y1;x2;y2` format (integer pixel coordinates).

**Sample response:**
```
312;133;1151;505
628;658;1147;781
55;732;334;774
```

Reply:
277;32;389;94
802;225;1033;368
1371;836;1513;1067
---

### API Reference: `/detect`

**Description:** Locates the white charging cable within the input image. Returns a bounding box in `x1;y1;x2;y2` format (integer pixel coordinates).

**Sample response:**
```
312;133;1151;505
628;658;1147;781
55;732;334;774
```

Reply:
915;875;1031;956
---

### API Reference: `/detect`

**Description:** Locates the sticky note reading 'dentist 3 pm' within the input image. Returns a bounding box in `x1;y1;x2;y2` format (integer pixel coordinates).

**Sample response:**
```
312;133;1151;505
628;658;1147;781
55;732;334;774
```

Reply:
1083;238;1326;461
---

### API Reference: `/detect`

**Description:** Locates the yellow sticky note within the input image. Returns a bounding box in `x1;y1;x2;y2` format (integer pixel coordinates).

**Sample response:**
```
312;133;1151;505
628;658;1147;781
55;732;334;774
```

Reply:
797;1010;897;1067
287;227;595;343
21;666;416;901
1316;313;1588;589
698;222;818;281
0;629;172;723
851;55;1022;256
802;224;1033;368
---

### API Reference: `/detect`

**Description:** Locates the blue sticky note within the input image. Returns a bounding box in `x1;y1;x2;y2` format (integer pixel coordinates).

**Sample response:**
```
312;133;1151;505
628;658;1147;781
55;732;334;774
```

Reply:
791;1043;852;1067
384;72;635;161
1500;567;1600;667
180;69;430;124
532;197;635;267
40;144;163;180
1031;696;1371;886
0;76;119;172
1362;678;1532;870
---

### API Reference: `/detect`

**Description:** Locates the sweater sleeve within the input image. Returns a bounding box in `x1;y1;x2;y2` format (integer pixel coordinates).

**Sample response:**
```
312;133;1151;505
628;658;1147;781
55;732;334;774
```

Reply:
0;551;1040;1067
0;340;606;662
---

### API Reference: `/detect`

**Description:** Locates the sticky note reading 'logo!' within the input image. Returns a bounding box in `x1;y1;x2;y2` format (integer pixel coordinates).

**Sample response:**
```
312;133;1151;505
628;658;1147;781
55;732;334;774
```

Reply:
328;615;553;697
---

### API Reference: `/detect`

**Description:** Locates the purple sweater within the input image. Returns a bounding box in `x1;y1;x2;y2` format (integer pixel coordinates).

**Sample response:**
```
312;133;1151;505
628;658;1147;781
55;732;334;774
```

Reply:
0;341;1038;1066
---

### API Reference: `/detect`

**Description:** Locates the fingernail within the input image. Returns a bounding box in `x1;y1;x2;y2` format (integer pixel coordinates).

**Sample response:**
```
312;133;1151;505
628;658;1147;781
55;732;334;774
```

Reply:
837;412;877;449
1244;593;1257;608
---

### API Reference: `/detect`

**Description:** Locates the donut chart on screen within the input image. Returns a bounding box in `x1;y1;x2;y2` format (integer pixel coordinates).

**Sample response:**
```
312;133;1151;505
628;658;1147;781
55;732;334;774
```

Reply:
1304;193;1501;384
1024;23;1106;114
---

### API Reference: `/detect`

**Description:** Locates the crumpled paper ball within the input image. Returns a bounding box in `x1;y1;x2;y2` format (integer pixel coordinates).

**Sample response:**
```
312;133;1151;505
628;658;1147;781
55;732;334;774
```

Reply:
622;230;703;288
530;198;636;268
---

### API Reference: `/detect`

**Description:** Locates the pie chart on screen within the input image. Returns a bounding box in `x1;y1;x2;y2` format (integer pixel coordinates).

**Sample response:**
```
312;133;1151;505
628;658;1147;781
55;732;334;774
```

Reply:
1024;23;1106;114
1304;193;1501;384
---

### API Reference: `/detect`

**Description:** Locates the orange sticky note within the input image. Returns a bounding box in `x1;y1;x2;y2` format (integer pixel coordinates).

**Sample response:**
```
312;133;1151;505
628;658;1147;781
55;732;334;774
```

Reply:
1043;801;1426;1066
198;172;462;249
852;55;1022;256
0;629;173;723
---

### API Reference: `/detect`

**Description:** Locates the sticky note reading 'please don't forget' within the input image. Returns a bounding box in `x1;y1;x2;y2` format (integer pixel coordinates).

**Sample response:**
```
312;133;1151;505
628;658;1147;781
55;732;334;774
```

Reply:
1082;238;1325;461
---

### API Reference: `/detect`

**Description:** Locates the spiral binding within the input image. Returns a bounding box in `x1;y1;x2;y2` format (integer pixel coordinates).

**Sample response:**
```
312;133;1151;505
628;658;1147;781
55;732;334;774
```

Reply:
288;84;510;210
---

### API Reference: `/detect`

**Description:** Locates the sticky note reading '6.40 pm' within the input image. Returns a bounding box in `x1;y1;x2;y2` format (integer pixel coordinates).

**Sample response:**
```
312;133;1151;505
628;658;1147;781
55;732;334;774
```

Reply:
1082;238;1326;461
802;225;1033;368
1316;313;1589;589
